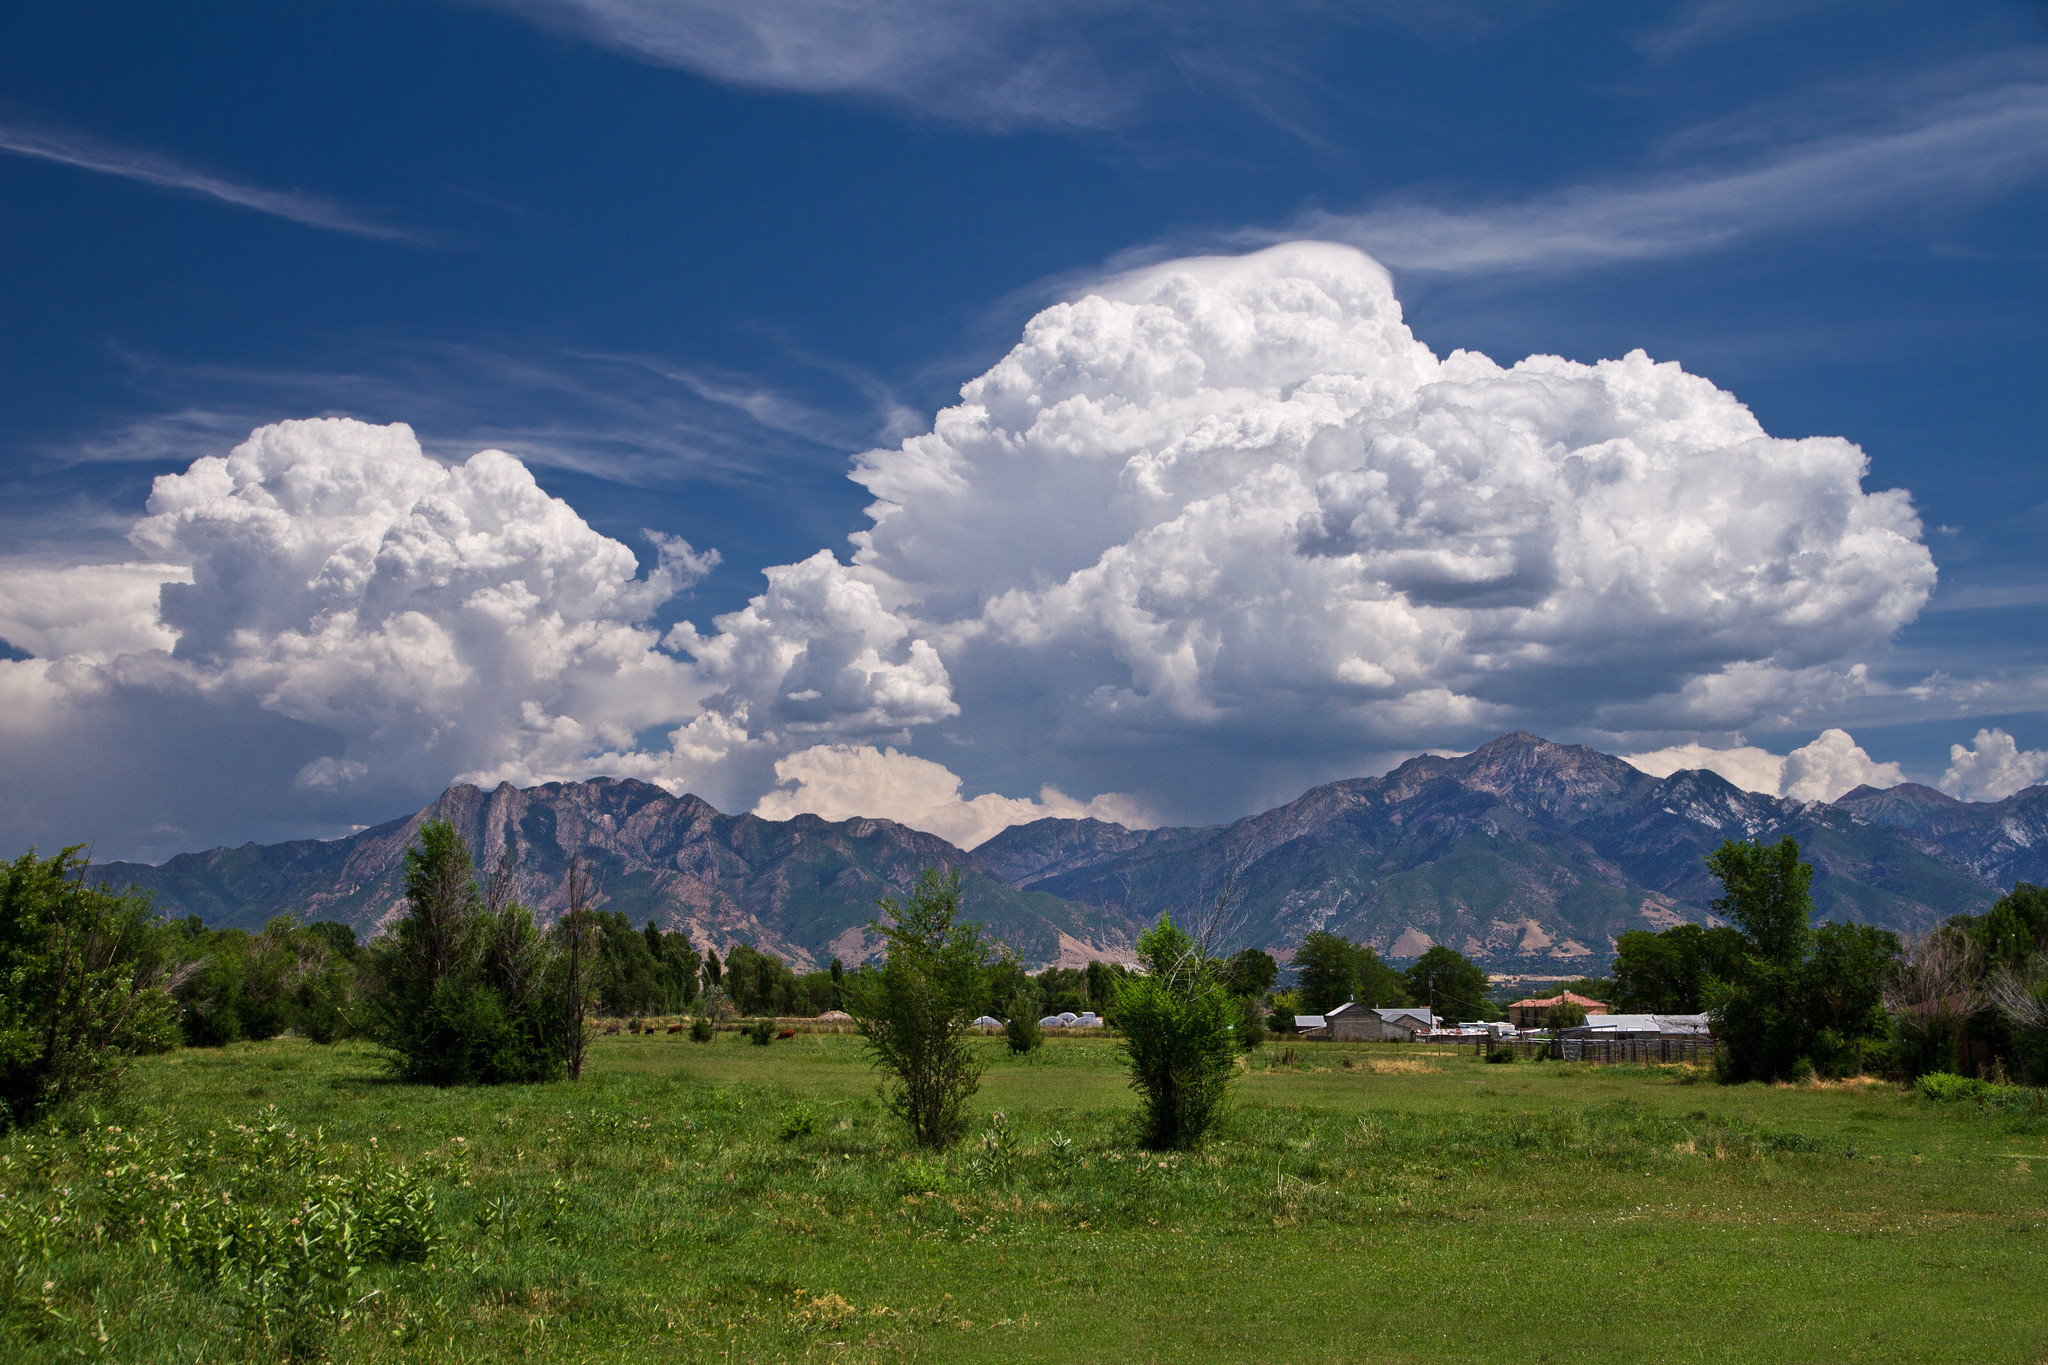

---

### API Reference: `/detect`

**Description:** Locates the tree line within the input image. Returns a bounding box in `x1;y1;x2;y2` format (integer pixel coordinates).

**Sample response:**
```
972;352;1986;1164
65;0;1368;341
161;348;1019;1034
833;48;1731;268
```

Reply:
11;821;2043;1138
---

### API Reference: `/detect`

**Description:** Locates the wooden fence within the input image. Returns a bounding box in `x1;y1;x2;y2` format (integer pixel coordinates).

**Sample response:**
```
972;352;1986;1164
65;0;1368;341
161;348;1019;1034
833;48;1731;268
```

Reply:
1465;1036;1718;1064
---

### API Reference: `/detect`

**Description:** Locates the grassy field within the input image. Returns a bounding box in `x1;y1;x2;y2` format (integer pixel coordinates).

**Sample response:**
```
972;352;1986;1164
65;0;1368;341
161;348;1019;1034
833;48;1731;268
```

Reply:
3;1030;2044;1364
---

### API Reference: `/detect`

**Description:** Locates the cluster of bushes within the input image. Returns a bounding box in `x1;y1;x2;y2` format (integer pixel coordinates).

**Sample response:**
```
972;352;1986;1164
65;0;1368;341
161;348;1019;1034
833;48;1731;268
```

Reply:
840;868;1262;1152
1591;840;2048;1087
591;911;701;1016
0;823;746;1124
1887;882;2048;1084
715;943;843;1017
168;915;362;1047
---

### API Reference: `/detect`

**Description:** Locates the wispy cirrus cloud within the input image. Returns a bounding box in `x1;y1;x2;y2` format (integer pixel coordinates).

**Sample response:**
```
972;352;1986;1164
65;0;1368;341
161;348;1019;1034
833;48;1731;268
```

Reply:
1280;78;2048;273
25;340;905;495
0;121;418;243
474;0;1514;133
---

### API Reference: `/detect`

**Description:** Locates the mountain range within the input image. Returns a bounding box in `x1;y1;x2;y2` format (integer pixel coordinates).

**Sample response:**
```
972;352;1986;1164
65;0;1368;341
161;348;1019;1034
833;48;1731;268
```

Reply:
92;779;1140;972
89;732;2039;970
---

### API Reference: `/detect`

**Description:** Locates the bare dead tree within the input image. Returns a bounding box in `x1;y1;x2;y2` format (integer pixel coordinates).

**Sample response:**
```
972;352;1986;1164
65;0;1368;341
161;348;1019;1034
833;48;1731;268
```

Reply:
556;855;601;1082
1884;925;1983;1070
1188;856;1254;962
1985;956;2048;1034
482;848;521;920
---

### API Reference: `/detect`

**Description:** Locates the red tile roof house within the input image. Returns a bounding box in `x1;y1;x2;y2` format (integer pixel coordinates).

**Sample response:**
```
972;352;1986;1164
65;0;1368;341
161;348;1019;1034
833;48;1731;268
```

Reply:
1508;991;1610;1029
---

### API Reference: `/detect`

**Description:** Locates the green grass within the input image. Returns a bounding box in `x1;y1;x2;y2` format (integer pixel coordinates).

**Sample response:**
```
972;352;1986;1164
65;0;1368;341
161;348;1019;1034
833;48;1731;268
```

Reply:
4;1032;2045;1364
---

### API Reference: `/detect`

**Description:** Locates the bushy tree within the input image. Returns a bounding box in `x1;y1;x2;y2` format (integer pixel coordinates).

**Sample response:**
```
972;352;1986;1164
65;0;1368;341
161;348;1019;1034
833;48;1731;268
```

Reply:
723;943;811;1017
363;823;564;1086
1235;995;1268;1050
1223;947;1278;998
1802;920;1899;1078
1003;993;1043;1054
800;969;836;1014
1709;837;1814;1082
1294;931;1410;1013
0;847;177;1128
1293;931;1359;1014
1708;837;1899;1083
1612;923;1744;1013
593;911;663;1015
171;914;358;1046
1112;913;1240;1150
1265;989;1304;1031
1546;1000;1588;1031
845;868;999;1149
1085;959;1122;1010
1402;945;1495;1022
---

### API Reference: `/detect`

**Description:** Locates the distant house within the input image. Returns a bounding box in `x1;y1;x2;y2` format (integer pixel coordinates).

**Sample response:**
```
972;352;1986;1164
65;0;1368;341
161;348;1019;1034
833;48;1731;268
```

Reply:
1508;991;1610;1029
1325;1003;1439;1041
1293;1014;1328;1035
1559;1013;1710;1040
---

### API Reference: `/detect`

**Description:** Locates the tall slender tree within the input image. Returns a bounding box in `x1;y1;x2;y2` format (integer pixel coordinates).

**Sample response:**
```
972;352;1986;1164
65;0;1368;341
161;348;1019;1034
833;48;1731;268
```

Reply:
845;868;999;1149
555;855;599;1083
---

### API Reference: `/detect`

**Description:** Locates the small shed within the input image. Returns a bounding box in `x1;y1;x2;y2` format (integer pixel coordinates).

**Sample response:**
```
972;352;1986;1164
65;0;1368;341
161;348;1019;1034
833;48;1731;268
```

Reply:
1325;1003;1440;1041
1293;1014;1328;1035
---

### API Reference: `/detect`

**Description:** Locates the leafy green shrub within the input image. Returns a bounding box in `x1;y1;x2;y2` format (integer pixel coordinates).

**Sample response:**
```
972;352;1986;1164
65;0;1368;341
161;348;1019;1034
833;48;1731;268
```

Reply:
747;1018;775;1046
1004;1000;1042;1054
895;1157;953;1197
780;1104;818;1141
1236;998;1267;1051
1485;1045;1516;1064
689;1016;714;1043
967;1111;1019;1185
1919;1072;1991;1103
362;823;565;1086
406;979;561;1086
845;868;1001;1149
0;847;177;1129
1112;913;1238;1150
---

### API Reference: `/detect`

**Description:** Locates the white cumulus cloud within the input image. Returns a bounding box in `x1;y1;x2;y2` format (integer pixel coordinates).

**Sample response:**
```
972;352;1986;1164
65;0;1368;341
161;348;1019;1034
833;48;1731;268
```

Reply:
0;417;978;855
850;241;1934;806
0;242;1956;857
1940;728;2048;803
1622;728;1903;803
1778;729;1905;802
1619;740;1788;794
753;744;1152;849
0;562;191;661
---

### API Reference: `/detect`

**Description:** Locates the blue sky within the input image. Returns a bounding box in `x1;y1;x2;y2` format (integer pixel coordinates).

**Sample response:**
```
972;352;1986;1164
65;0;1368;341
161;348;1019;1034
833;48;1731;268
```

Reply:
1;0;2044;860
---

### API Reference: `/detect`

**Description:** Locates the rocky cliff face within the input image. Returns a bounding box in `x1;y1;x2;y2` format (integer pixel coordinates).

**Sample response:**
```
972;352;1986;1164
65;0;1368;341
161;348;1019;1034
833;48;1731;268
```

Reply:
1834;781;2048;888
978;732;2001;966
91;778;1141;971
92;733;2032;972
